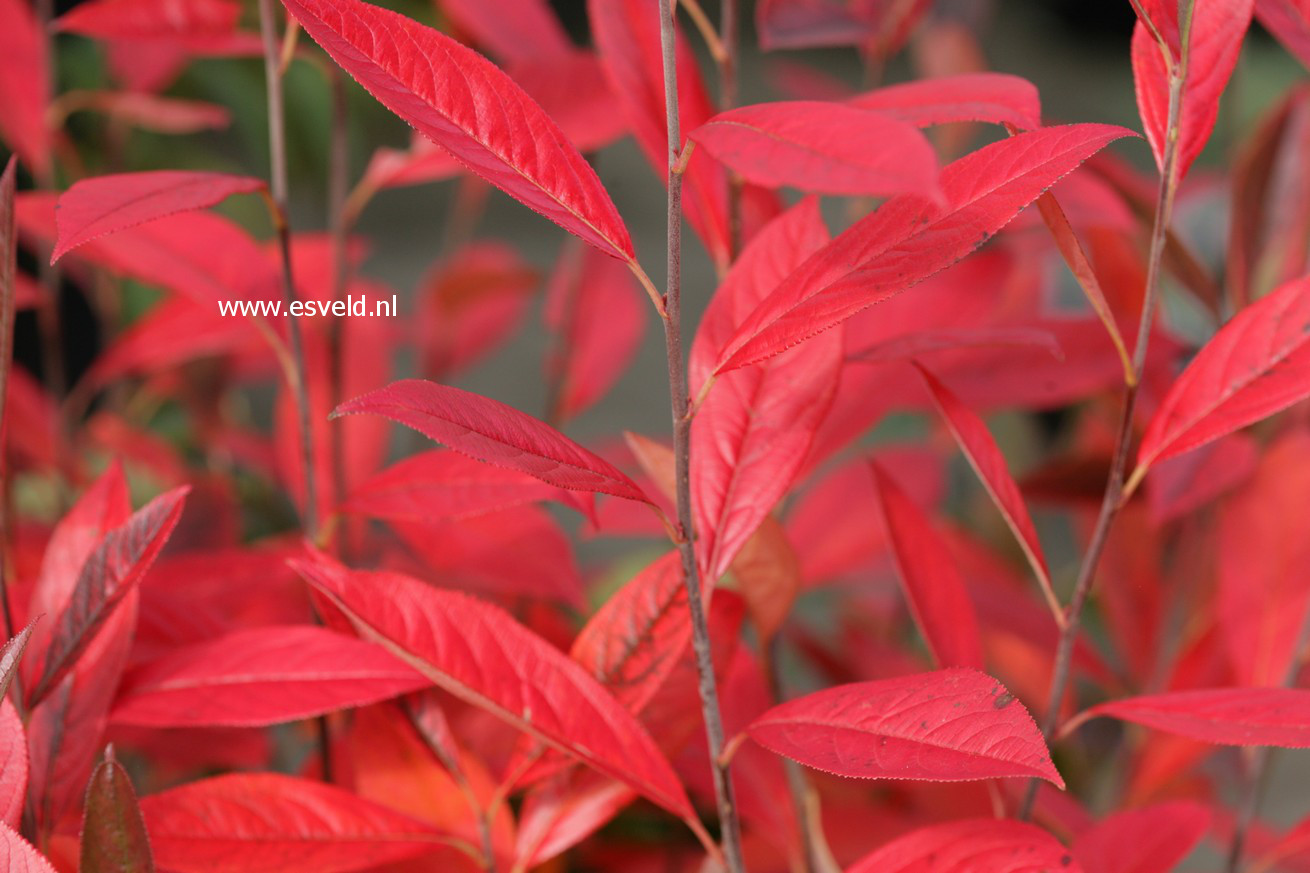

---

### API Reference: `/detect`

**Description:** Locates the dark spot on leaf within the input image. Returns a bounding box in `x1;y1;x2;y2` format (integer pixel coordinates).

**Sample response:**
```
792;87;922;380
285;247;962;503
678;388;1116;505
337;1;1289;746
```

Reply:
994;692;1014;709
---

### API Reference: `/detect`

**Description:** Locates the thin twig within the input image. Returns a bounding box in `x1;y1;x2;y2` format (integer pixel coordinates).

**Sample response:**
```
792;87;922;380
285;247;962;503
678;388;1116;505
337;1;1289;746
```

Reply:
258;0;331;785
1018;0;1196;822
258;0;319;541
0;158;18;641
656;1;745;869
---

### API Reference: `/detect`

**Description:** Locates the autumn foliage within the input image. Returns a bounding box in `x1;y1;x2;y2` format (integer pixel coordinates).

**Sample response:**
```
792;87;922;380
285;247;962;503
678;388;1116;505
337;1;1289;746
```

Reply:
2;0;1310;870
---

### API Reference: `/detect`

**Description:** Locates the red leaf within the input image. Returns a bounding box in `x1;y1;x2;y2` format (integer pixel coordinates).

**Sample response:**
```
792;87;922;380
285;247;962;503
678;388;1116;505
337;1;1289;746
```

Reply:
872;462;985;670
28;487;189;707
65;92;231;134
1258;0;1310;69
846;818;1081;873
0;702;26;829
756;0;929;52
80;749;154;873
140;773;456;873
850;73;1043;130
516;771;633;870
730;518;802;643
570;551;690;715
1072;802;1210;873
1147;433;1258;523
713;124;1134;374
746;668;1063;785
332;380;651;503
544;242;648;422
688;101;939;197
0;822;56;873
111;625;428;727
292;551;697;821
1132;0;1254;181
18;193;280;309
0;0;51;177
1215;430;1310;686
1079;688;1310;746
282;0;635;261
418;240;538;379
691;200;840;580
343;449;560;523
915;365;1056;614
390;506;585;607
588;0;741;267
1136;276;1310;474
55;0;241;42
437;0;571;63
51;170;264;264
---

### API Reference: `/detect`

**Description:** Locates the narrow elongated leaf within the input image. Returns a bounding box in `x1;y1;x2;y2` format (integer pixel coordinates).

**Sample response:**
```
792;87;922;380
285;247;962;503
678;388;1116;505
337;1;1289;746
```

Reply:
55;0;241;42
714;124;1134;373
282;0;634;261
51;171;264;264
0;621;35;702
846;818;1082;873
0;0;51;178
28;487;188;706
0;822;56;873
292;551;696;820
1078;688;1310;746
747;669;1063;786
689;101;939;197
438;0;571;62
111;626;429;727
1258;0;1310;69
63;92;231;134
850;72;1043;130
1072;802;1209;873
141;773;457;873
915;366;1056;614
1215;431;1310;686
691;200;839;581
588;0;735;267
81;748;155;873
0;701;26;829
544;242;647;422
1132;0;1254;181
343;449;559;522
872;462;985;670
1136;276;1310;473
333;380;650;503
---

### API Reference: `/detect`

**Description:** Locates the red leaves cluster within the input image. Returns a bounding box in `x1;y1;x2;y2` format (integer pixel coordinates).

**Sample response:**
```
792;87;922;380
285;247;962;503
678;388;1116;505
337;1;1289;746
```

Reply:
1;0;1308;870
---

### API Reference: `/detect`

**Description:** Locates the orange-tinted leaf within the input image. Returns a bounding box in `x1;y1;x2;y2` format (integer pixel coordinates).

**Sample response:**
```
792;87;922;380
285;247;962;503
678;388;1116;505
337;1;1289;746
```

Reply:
292;551;696;820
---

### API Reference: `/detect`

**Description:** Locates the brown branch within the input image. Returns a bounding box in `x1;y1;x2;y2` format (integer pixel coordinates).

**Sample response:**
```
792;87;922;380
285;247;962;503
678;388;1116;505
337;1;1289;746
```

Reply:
656;1;745;869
